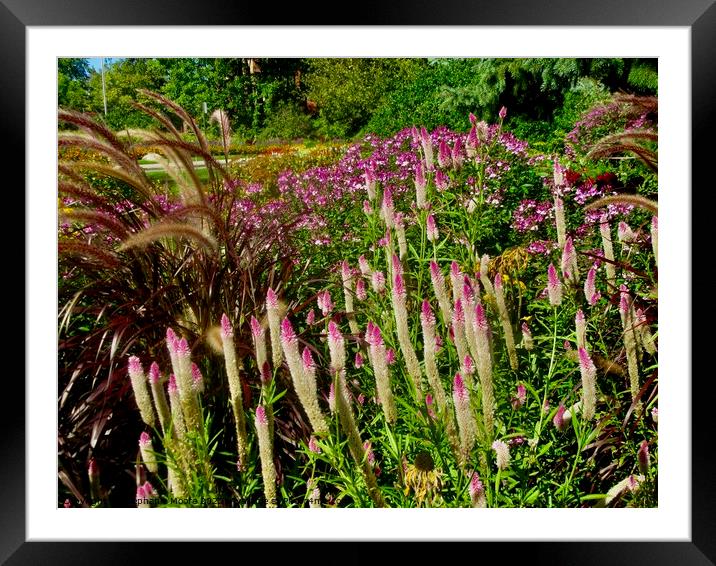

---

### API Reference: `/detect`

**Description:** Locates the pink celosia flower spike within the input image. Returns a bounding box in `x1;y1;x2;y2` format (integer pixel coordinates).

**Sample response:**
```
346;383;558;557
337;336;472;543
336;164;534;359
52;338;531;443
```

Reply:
469;472;487;508
492;440;511;471
148;361;170;435
575;310;587;351
561;236;578;283
429;260;452;324
355;279;367;301
190;362;204;393
453;373;477;465
415;161;427;209
499;106;507;120
554;196;566;249
392;272;423;398
220;313;249;470
619;285;641;406
426;214;439;242
139;431;158;474
599;214;617;287
584;265;600;306
127;356;155;427
266;287;283;369
371;271;386;294
547;264;562;306
451;138;464;170
255;405;277;507
637;440;650;475
250;315;269;383
554;404;567;431
420;300;448;419
366;321;396;424
493;272;518;371
473;303;495;440
578;347;597;421
282;318;328;435
521;322;533;351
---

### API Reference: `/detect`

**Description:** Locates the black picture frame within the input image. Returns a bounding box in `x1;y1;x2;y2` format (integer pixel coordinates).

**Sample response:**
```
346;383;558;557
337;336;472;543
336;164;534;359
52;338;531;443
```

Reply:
7;1;713;563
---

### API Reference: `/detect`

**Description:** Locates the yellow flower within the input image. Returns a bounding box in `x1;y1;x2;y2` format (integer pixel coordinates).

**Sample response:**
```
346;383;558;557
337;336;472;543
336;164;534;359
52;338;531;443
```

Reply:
403;451;442;506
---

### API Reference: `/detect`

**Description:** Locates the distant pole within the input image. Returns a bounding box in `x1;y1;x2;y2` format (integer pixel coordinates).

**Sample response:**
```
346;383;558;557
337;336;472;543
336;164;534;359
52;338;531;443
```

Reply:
100;57;108;116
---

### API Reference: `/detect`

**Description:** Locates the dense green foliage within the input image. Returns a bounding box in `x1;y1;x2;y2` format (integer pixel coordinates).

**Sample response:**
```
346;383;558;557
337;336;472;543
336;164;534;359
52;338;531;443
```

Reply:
58;57;656;144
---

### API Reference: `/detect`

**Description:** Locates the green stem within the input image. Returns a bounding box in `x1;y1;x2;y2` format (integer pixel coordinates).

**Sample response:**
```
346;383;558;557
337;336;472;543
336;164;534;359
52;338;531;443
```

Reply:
534;307;559;442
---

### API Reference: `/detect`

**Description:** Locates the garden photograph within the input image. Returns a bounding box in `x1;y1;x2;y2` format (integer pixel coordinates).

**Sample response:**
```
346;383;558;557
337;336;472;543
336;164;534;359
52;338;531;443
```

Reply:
57;57;659;510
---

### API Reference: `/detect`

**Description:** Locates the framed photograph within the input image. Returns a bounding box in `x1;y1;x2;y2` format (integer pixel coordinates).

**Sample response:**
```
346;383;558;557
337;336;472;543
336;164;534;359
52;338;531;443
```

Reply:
9;0;713;562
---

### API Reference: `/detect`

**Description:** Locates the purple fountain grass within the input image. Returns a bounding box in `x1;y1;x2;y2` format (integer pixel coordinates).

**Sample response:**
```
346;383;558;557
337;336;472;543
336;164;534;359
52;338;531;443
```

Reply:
494;273;518;371
220;313;249;470
127;356;156;427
